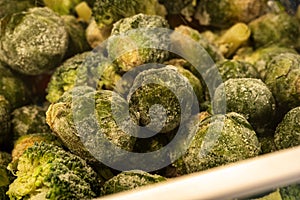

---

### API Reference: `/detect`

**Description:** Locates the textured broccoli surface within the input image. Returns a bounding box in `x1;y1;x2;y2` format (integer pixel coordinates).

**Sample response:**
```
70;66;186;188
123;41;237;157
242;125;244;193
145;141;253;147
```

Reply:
214;78;276;133
279;184;300;200
0;7;68;75
173;112;261;174
0;0;35;18
7;142;101;200
101;170;166;195
108;13;170;71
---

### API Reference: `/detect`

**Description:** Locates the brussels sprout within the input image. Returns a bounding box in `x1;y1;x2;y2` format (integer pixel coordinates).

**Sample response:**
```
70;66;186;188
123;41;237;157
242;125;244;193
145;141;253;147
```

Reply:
108;13;170;72
128;66;199;133
46;86;137;166
171;25;224;62
233;45;298;80
274;106;300;150
279;184;300;200
92;0;166;29
194;0;268;28
62;15;91;59
0;96;11;150
11;105;51;142
43;0;82;15
46;51;121;103
213;78;276;133
258;134;277;154
0;63;29;109
249;12;300;48
0;152;13;200
173;112;261;174
101;170;166;195
264;53;300;113
0;7;68;75
215;59;259;81
0;0;35;18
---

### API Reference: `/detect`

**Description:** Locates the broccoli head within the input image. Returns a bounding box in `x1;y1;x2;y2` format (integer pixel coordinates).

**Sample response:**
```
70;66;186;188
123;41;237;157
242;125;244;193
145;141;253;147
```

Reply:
101;170;166;195
7;142;101;200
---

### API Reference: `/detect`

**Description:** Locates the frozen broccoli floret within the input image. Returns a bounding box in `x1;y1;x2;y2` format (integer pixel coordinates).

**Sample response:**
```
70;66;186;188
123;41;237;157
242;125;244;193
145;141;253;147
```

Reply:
258;133;277;154
214;78;276;133
7;142;101;199
43;0;82;15
249;12;300;48
171;25;224;62
0;7;68;75
0;63;29;109
0;96;11;151
46;86;137;166
264;53;300;113
62;15;91;59
172;112;261;174
215;59;259;81
234;45;298;80
101;170;166;195
194;0;268;28
108;13;170;72
279;184;300;200
0;0;35;18
128;65;199;133
46;51;121;103
274;106;300;150
92;0;166;29
11;105;51;142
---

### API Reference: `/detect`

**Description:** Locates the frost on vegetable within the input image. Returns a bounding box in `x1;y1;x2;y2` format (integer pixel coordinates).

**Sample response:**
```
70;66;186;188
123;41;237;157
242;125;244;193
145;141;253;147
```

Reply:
274;106;300;150
108;13;170;72
46;86;137;167
173;112;261;175
128;66;198;133
7;142;101;200
46;51;121;103
214;78;276;133
249;12;300;48
0;7;68;75
194;0;268;28
264;53;300;113
101;170;166;195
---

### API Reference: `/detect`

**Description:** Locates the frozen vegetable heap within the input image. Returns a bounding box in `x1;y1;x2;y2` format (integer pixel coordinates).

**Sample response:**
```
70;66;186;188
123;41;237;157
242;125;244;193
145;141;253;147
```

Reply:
0;0;300;199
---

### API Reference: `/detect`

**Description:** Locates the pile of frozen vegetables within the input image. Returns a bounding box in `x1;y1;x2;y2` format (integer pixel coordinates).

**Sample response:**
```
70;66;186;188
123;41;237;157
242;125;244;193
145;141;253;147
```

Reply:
0;0;300;199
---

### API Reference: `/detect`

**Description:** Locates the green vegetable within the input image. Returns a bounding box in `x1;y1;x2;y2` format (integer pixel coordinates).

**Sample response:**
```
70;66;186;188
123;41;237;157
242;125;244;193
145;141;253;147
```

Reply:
233;45;298;80
0;152;13;200
108;13;170;72
274;106;300;150
0;96;11;151
279;184;300;200
172;25;224;62
11;105;51;142
7;142;101;199
46;86;137;166
43;0;82;15
264;53;300;114
101;170;166;195
46;51;121;103
128;65;198;133
253;189;282;200
194;0;268;28
0;0;35;18
213;78;276;133
173;112;261;174
92;0;166;28
258;133;277;154
249;12;300;48
160;0;197;21
0;7;68;75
